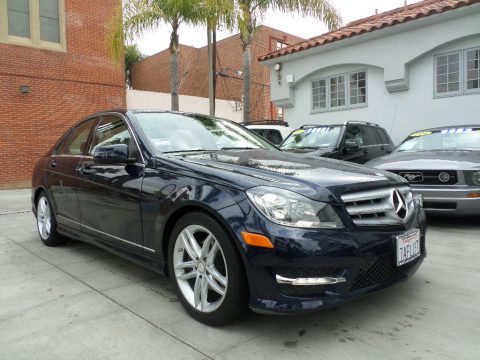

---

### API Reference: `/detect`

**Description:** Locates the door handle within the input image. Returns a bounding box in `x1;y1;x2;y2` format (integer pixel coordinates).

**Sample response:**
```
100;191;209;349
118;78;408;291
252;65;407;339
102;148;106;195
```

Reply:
380;146;386;151
50;159;58;168
363;149;369;154
78;161;95;175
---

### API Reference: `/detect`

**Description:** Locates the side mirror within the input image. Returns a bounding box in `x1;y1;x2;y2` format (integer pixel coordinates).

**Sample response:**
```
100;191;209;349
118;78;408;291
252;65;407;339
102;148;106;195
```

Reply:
93;144;136;164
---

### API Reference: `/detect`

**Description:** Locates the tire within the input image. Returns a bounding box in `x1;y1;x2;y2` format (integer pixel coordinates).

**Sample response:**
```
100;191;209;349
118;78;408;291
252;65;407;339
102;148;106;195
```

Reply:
36;192;67;247
168;212;248;326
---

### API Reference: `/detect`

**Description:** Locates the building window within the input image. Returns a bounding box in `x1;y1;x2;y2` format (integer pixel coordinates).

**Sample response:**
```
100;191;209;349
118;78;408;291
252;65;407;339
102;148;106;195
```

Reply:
276;41;287;50
435;52;460;95
435;48;480;97
312;70;367;112
330;75;346;108
0;0;65;51
7;0;30;38
40;0;60;43
466;49;480;92
277;107;284;121
349;71;367;105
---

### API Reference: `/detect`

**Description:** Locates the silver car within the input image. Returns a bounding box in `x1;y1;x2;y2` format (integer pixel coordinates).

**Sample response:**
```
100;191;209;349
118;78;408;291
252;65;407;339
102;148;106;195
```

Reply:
367;126;480;215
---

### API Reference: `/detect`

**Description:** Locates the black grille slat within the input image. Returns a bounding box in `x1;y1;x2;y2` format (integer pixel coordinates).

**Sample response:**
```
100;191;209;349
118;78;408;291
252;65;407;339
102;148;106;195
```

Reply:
390;170;458;185
351;254;418;291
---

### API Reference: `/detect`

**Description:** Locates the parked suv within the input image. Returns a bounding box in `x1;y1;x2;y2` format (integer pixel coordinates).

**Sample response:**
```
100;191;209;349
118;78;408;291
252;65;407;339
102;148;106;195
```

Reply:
244;121;292;145
281;121;395;164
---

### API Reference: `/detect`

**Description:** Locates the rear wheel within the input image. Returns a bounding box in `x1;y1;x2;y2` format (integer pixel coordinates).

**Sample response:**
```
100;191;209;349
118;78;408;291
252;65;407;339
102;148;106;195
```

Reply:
168;212;248;326
36;192;67;246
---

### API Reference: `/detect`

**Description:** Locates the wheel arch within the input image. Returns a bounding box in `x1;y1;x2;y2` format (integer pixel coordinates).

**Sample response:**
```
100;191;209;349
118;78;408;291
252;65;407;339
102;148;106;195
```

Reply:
161;202;248;278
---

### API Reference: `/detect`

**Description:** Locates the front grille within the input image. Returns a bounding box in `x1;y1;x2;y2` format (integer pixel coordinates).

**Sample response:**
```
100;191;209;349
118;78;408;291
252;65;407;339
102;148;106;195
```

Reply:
389;170;458;185
350;254;419;291
341;186;414;227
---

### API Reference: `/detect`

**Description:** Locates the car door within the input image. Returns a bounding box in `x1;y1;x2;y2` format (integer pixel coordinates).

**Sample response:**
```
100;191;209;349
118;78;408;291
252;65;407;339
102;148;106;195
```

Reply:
341;125;369;163
45;118;97;224
76;115;145;252
362;126;384;161
375;127;395;155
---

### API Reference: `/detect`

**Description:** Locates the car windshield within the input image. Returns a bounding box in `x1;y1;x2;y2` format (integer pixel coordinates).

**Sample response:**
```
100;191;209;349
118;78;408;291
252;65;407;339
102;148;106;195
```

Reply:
281;126;341;150
132;112;276;154
396;127;480;152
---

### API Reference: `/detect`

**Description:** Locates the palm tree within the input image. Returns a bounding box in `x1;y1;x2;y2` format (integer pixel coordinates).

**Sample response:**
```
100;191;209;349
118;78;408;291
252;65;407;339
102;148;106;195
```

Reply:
111;0;203;111
200;0;235;116
236;0;342;122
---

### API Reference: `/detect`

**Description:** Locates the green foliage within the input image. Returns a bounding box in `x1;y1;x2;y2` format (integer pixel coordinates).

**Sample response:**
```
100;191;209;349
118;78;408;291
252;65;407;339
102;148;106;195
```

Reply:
125;44;144;71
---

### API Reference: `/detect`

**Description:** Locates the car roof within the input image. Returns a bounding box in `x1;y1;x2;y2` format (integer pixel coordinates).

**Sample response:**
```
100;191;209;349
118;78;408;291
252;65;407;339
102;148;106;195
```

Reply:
410;125;480;133
299;121;381;129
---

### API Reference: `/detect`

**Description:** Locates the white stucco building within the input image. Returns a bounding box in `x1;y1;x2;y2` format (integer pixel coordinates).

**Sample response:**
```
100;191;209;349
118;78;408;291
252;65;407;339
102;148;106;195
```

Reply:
260;0;480;143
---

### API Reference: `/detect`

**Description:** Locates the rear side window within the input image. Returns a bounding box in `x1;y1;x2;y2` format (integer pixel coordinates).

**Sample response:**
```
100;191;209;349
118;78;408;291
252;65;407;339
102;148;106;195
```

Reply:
90;116;139;159
362;126;379;146
375;128;390;144
265;130;283;144
56;118;96;155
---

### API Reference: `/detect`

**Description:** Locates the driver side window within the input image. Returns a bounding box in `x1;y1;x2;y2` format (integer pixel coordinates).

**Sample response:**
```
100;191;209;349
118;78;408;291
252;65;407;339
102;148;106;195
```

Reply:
344;125;364;147
90;116;139;159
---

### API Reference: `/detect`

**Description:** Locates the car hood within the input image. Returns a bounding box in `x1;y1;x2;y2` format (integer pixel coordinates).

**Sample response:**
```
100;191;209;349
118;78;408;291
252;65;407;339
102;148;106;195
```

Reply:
367;150;480;171
158;150;406;202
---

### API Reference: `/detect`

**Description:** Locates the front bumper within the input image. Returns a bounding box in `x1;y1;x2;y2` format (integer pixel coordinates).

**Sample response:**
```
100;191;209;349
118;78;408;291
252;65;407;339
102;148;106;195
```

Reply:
218;202;427;314
411;185;480;215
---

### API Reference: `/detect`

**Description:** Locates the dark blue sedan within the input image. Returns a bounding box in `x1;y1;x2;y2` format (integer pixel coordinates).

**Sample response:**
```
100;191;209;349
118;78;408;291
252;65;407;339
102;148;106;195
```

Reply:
32;110;427;325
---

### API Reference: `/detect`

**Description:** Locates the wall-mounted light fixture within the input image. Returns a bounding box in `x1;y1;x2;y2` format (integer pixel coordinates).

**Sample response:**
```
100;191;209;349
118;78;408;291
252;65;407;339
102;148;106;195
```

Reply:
274;63;282;85
20;85;31;94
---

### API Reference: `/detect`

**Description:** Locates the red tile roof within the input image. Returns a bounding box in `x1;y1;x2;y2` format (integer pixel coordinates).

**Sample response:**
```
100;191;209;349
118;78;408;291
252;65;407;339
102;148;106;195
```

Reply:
259;0;480;61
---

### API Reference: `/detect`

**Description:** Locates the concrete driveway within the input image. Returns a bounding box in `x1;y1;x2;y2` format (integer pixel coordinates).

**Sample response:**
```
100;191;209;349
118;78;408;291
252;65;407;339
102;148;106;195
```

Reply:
1;189;479;360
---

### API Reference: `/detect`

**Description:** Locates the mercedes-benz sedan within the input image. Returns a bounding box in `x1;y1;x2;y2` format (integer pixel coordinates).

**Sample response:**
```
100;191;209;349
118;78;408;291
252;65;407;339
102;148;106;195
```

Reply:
368;126;480;215
32;110;426;325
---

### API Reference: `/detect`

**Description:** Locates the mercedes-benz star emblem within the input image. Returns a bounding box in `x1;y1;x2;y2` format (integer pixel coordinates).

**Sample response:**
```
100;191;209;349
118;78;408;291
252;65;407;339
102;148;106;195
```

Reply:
391;190;408;220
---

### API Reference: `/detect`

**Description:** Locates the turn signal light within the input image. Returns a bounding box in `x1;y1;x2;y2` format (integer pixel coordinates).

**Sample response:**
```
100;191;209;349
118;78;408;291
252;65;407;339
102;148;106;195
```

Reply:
467;193;480;198
241;232;274;249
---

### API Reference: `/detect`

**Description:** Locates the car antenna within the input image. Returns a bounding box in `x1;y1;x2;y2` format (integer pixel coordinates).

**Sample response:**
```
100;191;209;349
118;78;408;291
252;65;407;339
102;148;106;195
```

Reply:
390;105;398;134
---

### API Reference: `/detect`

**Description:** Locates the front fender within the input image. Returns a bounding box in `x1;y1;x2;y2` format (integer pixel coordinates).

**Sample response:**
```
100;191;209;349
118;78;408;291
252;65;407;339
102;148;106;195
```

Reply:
140;168;247;260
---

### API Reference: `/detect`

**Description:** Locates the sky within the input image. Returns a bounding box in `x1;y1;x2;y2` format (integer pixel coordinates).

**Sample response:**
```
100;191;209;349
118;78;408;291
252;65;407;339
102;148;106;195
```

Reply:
136;0;421;56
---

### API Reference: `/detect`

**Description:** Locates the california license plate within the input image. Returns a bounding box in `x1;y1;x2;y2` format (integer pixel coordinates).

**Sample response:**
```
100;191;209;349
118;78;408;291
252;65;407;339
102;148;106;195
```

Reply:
396;229;421;266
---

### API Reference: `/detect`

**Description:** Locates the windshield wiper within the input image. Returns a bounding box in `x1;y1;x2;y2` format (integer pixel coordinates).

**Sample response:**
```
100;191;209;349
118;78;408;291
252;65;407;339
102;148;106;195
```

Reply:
220;147;259;150
287;146;321;150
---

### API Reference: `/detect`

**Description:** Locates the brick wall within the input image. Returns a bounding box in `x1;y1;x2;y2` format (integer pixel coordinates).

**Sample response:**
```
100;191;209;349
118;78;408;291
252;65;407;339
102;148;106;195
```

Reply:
131;26;304;121
0;0;125;189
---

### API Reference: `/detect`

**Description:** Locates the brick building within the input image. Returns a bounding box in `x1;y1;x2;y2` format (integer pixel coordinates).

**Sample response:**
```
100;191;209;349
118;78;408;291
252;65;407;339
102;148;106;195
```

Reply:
0;0;125;188
131;26;304;121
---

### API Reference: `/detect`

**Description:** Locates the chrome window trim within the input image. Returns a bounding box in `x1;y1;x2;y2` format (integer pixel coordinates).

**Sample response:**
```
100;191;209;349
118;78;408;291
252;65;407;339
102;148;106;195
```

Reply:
58;215;155;253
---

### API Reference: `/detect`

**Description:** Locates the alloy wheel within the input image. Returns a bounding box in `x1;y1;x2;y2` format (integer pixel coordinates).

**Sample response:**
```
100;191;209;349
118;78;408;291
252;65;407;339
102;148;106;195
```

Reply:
37;196;52;240
173;224;228;313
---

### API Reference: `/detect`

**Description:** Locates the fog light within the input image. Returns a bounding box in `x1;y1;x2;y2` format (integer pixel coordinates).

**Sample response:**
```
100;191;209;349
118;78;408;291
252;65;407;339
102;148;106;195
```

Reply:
438;172;450;183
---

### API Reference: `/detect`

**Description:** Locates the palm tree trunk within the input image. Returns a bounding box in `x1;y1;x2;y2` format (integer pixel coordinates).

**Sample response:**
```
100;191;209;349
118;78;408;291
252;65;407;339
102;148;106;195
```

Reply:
170;22;180;111
242;44;251;122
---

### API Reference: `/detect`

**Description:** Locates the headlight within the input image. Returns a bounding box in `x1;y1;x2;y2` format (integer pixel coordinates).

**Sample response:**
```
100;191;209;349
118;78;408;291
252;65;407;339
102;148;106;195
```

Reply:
473;171;480;186
246;186;344;229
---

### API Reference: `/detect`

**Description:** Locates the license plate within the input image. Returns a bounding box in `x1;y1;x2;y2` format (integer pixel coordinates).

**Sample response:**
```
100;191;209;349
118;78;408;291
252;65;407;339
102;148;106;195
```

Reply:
396;229;421;266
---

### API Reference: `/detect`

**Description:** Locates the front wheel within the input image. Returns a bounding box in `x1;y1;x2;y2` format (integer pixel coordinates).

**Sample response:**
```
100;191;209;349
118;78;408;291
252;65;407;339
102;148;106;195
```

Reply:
168;212;248;326
36;192;67;246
